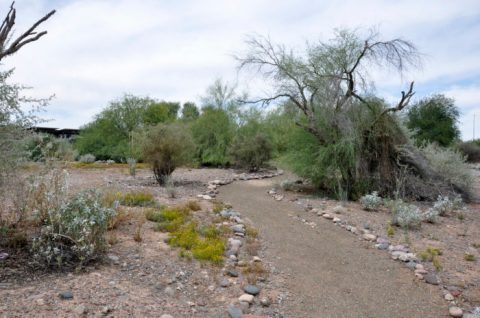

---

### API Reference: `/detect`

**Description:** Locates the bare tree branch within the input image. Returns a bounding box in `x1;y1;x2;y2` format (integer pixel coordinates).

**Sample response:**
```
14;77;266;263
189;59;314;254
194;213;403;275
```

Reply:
0;2;56;61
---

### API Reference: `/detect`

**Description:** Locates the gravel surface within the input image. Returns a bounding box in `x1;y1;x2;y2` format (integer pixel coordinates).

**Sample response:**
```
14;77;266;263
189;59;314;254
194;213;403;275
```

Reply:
219;176;448;318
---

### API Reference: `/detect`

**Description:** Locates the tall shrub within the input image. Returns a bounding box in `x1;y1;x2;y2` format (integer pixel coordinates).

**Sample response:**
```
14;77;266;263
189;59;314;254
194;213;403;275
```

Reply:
141;123;194;185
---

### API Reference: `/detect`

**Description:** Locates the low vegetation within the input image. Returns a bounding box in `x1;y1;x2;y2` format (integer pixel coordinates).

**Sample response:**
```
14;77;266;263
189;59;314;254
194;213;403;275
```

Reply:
418;247;443;271
144;204;226;264
31;189;117;269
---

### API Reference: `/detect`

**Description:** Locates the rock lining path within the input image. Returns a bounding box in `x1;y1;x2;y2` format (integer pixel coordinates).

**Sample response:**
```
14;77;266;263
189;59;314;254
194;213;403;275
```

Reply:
219;176;447;318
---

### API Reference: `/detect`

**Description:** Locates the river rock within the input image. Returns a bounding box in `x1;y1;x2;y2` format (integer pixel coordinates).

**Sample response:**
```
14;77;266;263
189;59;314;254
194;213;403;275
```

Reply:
239;294;254;304
425;273;440;285
227;304;242;318
59;291;73;300
244;285;260;295
362;233;377;241
448;306;463;317
226;269;239;277
74;304;87;315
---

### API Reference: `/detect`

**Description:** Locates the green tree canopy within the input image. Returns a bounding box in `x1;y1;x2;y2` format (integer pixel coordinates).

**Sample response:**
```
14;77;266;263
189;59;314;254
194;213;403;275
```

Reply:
406;94;460;147
181;102;199;121
75;94;180;161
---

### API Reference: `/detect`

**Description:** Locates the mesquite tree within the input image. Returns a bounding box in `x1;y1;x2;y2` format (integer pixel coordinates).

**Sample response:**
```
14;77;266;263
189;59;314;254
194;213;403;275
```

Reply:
237;29;467;200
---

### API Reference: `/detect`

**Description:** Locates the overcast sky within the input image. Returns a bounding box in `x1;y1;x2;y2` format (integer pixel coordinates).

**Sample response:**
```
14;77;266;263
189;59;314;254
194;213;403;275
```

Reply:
2;0;479;140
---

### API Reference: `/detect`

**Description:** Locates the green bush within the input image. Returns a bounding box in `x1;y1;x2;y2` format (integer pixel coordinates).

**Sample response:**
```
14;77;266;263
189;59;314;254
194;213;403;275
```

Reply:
141;123;194;185
191;107;234;166
120;191;155;207
230;133;272;171
169;223;225;264
31;189;117;268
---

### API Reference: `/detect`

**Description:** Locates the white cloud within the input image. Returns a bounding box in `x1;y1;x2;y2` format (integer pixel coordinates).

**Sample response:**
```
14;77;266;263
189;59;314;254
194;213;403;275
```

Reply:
442;84;480;140
0;0;478;136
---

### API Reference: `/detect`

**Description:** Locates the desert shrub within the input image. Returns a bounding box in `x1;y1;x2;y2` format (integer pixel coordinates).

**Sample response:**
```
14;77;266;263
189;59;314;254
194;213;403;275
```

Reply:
422;208;439;223
121;191;155;207
144;209;163;222
279;179;295;191
191;238;224;263
464;253;476;261
141;123;194;185
386;222;395;237
184;200;201;211
79;153;96;163
229;132;272;171
169;223;225;264
169;223;199;249
25;134;76;162
432;194;463;216
457;141;480;163
165;176;177;198
127;158;137;177
146;206;191;232
31;189;116;268
389;200;422;229
422;144;472;197
104;191;155;207
359;191;382;211
418;247;442;270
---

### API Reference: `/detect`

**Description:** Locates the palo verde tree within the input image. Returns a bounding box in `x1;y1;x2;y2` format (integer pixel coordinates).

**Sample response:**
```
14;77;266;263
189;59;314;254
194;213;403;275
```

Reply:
237;29;467;200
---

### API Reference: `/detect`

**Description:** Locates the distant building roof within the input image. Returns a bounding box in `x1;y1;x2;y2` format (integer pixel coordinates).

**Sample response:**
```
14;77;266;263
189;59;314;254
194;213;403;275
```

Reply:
31;126;80;138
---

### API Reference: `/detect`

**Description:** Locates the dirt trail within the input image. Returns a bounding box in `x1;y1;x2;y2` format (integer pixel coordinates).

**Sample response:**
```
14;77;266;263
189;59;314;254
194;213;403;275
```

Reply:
219;176;446;318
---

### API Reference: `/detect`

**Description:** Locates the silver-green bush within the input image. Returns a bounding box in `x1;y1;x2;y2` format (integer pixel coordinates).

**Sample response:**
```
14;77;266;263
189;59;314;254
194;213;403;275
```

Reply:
389;200;423;229
422;208;439;223
432;194;463;216
422;144;473;197
32;189;116;268
79;153;96;163
359;191;382;211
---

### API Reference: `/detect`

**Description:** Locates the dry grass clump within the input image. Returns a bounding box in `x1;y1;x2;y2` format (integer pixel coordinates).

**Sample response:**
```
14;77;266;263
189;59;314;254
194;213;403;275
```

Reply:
245;239;261;256
464;253;476;262
242;262;267;284
418;247;443;271
184;200;201;211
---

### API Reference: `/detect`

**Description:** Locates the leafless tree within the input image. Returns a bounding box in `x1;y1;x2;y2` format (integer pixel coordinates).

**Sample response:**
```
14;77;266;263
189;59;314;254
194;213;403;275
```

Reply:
0;2;55;61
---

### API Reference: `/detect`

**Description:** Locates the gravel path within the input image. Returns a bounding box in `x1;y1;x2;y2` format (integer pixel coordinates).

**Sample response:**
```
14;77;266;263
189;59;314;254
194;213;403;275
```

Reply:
218;176;447;318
